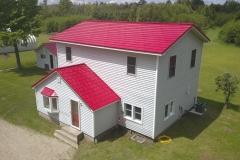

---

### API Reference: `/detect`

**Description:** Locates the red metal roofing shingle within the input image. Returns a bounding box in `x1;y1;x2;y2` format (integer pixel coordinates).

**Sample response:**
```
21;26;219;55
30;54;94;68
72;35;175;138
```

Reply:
50;20;210;54
41;87;58;97
44;42;57;56
32;64;120;111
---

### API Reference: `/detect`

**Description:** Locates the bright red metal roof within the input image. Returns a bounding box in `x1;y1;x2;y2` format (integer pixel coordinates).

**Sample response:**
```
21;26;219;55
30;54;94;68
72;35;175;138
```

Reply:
50;20;210;55
41;87;58;97
32;64;120;111
44;42;57;56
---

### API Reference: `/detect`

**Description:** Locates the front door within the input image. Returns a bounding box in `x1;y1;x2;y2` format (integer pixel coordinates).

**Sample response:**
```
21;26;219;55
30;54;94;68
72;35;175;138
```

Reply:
50;55;54;69
71;100;79;128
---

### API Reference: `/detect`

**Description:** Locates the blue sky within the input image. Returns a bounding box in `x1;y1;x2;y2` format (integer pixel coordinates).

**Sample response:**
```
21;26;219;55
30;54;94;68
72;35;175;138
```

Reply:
39;0;240;5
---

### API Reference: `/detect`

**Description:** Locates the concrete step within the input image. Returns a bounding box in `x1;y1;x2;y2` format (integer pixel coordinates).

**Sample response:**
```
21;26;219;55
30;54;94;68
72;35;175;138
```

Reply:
54;131;79;148
55;130;78;143
61;126;83;141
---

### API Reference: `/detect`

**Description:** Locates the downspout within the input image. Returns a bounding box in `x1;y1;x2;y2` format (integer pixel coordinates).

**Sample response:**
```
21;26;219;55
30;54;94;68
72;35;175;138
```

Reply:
93;111;95;139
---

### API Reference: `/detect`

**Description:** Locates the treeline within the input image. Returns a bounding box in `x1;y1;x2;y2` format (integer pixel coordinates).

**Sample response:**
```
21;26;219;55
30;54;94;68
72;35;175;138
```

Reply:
40;0;240;46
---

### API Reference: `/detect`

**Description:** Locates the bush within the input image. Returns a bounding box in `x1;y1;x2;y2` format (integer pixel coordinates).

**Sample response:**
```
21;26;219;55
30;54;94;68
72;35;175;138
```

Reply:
219;21;240;46
214;12;235;26
42;15;90;34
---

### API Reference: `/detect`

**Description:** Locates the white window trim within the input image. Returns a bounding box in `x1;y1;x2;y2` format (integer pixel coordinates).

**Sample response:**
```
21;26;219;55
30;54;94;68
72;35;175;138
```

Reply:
126;56;137;76
164;100;175;121
124;103;142;124
43;96;59;113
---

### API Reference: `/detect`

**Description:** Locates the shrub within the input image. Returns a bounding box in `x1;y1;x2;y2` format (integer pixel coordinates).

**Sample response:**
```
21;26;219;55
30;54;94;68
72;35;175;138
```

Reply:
219;21;240;46
42;15;90;34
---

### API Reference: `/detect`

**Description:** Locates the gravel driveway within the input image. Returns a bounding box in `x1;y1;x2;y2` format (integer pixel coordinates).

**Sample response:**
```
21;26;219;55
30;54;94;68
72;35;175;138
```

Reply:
0;119;76;160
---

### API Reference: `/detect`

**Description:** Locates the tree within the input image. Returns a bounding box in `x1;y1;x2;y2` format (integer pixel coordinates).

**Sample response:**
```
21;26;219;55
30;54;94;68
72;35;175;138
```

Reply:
166;0;172;4
215;72;240;108
58;0;73;15
191;0;205;10
138;0;147;5
43;0;47;5
0;0;41;70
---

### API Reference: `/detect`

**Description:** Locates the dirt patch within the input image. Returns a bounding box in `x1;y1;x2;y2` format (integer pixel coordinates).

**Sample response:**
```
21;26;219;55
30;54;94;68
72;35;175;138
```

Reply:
222;126;233;133
198;155;215;160
0;119;76;160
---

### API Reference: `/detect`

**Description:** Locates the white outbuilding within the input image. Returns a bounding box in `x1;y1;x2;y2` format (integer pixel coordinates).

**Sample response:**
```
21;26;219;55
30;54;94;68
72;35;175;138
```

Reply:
35;42;58;70
0;35;37;54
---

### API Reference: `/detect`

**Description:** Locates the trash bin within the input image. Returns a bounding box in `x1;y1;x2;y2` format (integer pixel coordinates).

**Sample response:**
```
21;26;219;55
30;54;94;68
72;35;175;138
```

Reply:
195;102;206;113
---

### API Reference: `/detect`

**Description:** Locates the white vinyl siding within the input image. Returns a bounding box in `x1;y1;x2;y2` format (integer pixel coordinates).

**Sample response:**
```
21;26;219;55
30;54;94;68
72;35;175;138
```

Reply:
94;103;118;137
154;30;204;138
34;73;94;137
57;44;157;138
36;45;57;70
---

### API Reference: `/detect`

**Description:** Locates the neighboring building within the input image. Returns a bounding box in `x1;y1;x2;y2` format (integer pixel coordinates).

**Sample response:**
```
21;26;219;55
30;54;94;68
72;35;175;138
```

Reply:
0;35;37;54
36;42;58;70
32;20;210;140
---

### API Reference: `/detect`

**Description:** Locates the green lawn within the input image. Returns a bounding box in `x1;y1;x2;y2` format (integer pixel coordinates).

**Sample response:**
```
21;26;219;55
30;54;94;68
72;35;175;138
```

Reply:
0;29;239;159
0;34;59;136
0;34;50;70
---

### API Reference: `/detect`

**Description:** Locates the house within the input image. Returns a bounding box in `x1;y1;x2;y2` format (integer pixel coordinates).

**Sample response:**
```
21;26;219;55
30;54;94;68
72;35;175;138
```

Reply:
0;35;37;54
35;42;58;70
32;20;210;141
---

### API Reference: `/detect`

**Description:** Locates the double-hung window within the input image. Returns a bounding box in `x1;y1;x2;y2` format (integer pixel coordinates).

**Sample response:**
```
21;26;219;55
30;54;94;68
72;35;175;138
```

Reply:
169;55;176;78
190;49;196;68
127;56;136;75
164;100;175;121
124;103;142;123
66;47;72;61
43;96;59;113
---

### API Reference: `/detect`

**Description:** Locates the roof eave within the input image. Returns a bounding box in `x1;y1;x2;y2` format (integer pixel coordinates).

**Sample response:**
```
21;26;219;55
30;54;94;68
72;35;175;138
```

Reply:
31;70;58;89
191;26;211;42
161;26;210;55
92;99;121;112
49;40;163;56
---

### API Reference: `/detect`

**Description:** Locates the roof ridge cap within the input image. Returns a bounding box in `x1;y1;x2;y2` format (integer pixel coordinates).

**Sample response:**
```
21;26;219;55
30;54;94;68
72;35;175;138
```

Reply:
84;20;194;25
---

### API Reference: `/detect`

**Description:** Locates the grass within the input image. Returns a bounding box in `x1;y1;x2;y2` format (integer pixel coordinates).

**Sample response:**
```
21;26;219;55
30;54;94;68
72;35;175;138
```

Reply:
0;34;59;136
0;29;239;159
0;34;50;70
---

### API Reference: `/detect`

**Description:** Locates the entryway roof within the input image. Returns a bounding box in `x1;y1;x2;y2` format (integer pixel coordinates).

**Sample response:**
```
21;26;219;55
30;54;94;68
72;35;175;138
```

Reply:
32;64;120;111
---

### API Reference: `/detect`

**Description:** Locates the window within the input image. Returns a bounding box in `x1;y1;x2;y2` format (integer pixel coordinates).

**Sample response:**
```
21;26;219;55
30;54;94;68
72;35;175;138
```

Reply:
169;55;176;78
124;103;142;123
127;56;136;75
125;104;132;117
43;96;59;113
191;49;196;68
66;47;72;61
165;104;168;118
41;46;46;59
40;54;46;59
164;100;175;120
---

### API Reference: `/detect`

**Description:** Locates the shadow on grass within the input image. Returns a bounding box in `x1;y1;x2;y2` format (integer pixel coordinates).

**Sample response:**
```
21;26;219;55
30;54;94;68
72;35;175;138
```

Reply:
228;103;240;112
165;96;226;140
8;65;47;77
98;128;128;143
